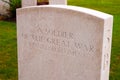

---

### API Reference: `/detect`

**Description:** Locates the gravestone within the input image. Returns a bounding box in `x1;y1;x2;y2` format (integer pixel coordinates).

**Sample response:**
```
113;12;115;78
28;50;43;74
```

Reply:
22;0;67;7
50;0;67;5
17;0;113;80
22;0;37;7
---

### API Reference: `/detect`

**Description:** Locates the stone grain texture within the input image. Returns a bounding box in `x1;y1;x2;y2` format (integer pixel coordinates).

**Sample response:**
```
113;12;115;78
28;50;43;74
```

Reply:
22;0;67;7
17;5;113;80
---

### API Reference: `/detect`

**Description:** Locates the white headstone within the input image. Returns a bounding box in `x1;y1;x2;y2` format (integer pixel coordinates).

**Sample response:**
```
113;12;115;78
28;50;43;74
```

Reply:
22;0;37;7
17;5;113;80
50;0;67;5
22;0;67;7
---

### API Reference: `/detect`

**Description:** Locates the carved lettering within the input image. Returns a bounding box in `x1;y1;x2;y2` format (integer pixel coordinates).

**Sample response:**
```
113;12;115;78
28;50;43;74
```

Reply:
34;27;74;39
22;27;95;57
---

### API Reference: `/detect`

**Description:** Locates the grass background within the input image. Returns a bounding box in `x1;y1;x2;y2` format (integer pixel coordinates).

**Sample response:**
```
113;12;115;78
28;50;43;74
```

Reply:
0;0;120;80
0;21;17;80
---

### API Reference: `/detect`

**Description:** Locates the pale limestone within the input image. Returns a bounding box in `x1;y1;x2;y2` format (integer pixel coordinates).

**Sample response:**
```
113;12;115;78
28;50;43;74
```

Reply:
22;0;66;7
17;5;113;80
49;0;67;5
22;0;37;7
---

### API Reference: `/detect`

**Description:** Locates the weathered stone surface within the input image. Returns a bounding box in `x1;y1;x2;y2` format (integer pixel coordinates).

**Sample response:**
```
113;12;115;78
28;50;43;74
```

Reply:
17;5;113;80
22;0;67;7
22;0;37;7
49;0;67;5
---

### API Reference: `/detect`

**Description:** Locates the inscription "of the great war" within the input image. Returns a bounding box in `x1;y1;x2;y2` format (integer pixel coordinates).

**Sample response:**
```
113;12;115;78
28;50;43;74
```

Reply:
21;27;96;56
